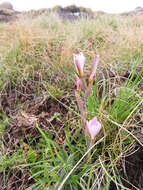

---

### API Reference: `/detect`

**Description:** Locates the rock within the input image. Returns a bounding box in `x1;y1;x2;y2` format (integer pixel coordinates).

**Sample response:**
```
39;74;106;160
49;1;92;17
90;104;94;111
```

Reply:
0;2;13;10
122;7;143;16
0;2;20;22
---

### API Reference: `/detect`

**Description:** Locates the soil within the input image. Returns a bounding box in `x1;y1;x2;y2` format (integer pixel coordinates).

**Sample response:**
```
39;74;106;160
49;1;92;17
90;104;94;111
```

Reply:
109;143;143;190
121;143;143;189
0;169;34;190
0;79;70;189
1;79;70;147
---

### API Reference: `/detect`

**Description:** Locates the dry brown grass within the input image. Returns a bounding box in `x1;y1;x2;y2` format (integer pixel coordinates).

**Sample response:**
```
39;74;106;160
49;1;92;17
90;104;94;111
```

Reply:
1;13;143;70
0;12;143;93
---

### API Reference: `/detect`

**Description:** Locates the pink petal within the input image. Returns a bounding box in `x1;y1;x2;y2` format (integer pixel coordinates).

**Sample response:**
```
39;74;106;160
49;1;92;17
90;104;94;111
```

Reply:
86;117;102;140
88;117;98;126
89;55;100;83
73;52;85;77
92;55;100;74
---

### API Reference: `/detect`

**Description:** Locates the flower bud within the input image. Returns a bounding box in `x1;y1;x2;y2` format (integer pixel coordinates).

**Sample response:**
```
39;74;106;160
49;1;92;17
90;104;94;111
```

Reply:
88;55;100;84
86;117;102;140
73;52;85;77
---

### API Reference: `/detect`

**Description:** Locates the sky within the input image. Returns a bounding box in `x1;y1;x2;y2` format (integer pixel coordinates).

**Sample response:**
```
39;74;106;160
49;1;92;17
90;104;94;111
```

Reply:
0;0;143;13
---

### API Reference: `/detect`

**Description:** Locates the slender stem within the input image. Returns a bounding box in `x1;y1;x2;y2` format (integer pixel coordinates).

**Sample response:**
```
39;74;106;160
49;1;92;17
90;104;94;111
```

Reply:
84;83;93;101
75;91;86;125
87;139;94;159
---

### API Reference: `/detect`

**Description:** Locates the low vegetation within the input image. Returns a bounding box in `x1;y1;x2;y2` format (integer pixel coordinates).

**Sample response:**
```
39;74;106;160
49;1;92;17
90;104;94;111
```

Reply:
0;10;143;190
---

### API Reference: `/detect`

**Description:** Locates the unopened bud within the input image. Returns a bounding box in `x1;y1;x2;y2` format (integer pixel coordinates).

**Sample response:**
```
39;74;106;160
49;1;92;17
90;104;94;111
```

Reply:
73;52;85;77
86;117;102;140
88;55;100;84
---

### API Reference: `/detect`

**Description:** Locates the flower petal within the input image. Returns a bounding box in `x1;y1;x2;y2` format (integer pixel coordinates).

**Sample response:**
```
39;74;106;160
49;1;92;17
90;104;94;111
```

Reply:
86;117;102;140
73;52;85;77
89;55;100;84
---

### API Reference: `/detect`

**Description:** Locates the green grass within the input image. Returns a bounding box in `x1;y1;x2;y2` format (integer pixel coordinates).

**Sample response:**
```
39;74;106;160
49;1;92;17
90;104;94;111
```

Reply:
25;73;142;189
1;67;142;189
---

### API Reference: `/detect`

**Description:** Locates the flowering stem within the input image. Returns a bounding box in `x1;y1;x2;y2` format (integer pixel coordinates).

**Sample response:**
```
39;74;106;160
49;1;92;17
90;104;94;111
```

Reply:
87;139;94;159
73;52;101;148
84;83;93;100
75;91;86;124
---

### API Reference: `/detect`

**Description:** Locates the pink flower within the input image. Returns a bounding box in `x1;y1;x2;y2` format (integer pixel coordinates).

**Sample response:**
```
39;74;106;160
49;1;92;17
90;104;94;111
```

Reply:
86;117;102;140
73;52;85;77
76;76;83;91
89;55;100;84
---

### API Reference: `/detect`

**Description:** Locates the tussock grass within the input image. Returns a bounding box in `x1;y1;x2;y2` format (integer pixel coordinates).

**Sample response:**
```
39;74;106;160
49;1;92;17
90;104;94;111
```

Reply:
0;12;143;189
